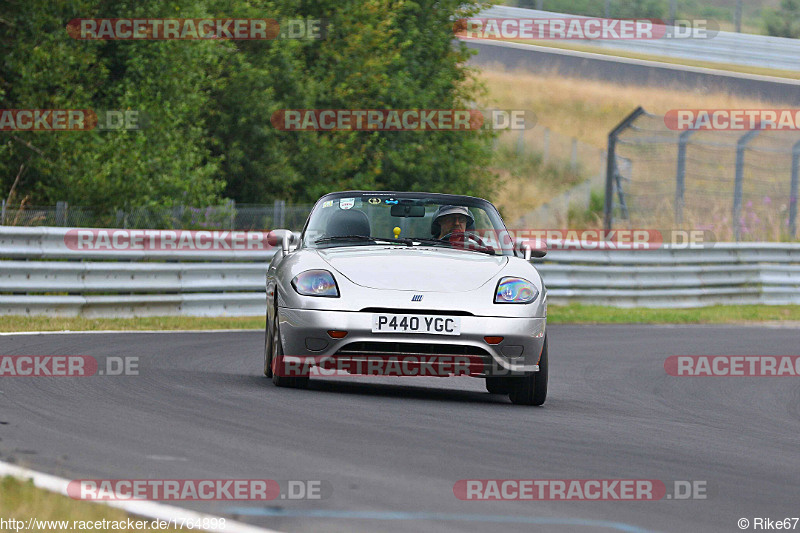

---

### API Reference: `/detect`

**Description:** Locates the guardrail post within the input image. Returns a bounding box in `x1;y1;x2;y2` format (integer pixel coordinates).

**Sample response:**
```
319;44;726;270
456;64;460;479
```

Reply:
675;129;696;225
605;106;646;232
790;140;800;238
733;127;762;241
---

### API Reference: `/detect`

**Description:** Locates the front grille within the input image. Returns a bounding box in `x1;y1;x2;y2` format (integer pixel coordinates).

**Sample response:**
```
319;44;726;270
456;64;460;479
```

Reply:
360;307;474;316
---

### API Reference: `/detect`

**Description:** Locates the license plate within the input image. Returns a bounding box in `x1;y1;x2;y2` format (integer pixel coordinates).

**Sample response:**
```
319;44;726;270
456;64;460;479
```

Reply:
371;314;461;336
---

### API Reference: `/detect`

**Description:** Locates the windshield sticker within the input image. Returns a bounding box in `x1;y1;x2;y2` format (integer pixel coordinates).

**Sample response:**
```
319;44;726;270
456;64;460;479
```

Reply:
385;198;399;205
339;198;355;210
322;200;334;208
368;197;382;205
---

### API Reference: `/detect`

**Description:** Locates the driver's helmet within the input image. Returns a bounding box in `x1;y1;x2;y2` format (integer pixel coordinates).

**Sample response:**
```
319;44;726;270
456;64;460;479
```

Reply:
430;205;475;237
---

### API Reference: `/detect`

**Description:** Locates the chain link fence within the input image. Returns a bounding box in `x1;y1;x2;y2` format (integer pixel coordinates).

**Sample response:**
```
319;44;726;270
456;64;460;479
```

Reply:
497;125;607;228
0;200;313;231
605;107;800;241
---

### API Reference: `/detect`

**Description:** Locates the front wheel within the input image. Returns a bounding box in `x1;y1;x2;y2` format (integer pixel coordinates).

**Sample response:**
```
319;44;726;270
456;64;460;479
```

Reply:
508;337;548;406
263;309;273;377
271;311;309;389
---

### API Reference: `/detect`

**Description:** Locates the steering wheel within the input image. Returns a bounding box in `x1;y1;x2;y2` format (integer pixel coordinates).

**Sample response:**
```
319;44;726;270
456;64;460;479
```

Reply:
440;231;495;253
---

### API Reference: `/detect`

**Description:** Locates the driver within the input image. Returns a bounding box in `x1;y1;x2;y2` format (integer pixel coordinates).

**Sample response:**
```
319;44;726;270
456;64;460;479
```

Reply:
431;205;474;240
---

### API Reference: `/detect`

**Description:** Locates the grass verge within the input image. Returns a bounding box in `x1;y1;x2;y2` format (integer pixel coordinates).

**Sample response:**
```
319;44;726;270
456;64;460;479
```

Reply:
548;304;800;324
0;476;183;532
0;306;799;332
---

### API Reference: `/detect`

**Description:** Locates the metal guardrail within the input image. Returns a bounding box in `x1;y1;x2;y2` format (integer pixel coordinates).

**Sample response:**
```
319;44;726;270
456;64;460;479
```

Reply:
0;227;799;314
0;226;280;261
480;6;800;72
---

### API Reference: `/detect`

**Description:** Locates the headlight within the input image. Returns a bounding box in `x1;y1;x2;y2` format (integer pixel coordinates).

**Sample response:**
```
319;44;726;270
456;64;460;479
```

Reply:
292;270;339;297
494;277;538;304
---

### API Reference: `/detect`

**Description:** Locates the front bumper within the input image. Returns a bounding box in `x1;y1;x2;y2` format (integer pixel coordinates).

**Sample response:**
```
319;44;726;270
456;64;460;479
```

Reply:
277;307;546;377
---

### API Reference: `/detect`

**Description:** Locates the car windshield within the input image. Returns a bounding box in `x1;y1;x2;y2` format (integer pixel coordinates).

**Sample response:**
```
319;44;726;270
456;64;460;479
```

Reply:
299;192;513;256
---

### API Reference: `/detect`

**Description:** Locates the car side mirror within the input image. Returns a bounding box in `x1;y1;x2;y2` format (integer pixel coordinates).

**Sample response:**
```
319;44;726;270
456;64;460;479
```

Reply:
269;229;297;256
516;237;547;260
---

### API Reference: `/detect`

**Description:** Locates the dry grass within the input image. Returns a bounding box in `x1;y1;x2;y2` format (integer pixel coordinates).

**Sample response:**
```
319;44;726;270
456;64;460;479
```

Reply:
479;68;776;146
479;67;792;232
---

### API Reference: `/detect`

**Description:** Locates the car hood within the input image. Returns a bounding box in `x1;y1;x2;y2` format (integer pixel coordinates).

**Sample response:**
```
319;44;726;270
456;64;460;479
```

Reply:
316;246;508;292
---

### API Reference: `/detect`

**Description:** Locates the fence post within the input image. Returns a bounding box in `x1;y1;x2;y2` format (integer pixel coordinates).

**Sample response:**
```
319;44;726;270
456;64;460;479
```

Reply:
733;128;762;241
536;0;543;10
228;199;236;230
605;106;645;232
1;199;5;225
55;201;67;226
542;128;550;165
273;200;286;228
570;138;578;172
516;128;525;155
790;140;800;238
172;205;184;229
604;0;611;18
735;0;743;33
675;129;695;225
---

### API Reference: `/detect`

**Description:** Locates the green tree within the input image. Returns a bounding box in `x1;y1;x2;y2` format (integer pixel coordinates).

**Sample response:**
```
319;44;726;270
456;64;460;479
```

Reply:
765;0;800;38
207;0;497;204
0;0;226;212
1;0;498;213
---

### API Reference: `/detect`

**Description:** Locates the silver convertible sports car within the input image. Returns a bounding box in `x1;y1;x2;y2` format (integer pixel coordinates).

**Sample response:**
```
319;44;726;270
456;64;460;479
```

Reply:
264;191;548;405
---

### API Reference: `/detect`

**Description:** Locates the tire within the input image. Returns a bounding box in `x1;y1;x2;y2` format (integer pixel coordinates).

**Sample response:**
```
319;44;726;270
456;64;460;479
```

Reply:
263;307;273;378
270;311;309;389
485;377;513;394
509;337;548;406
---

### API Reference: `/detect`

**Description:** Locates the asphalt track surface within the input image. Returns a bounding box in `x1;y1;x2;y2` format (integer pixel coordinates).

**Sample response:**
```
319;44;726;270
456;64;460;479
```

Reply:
1;325;798;533
466;40;800;105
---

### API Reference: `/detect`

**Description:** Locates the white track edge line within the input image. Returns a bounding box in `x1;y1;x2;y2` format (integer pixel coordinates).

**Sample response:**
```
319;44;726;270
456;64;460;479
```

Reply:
0;329;261;336
0;461;281;533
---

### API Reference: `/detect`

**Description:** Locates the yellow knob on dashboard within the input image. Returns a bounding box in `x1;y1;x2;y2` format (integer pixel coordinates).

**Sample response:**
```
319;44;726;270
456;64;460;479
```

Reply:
393;227;401;238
